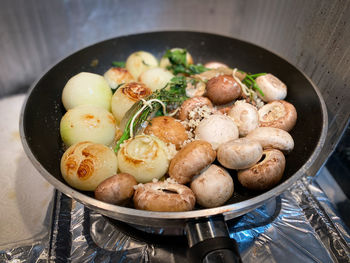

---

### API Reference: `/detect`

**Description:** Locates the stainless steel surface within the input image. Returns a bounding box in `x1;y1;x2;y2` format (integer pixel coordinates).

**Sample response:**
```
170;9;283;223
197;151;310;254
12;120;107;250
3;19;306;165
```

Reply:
4;175;347;262
185;216;229;247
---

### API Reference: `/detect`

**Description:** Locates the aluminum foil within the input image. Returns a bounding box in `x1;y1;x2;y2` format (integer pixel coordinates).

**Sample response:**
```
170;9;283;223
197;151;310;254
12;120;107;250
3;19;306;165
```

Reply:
2;175;350;263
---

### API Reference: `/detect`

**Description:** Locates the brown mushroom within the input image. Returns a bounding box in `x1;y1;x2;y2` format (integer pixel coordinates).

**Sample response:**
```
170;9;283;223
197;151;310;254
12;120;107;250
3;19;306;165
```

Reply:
238;149;285;191
206;75;242;105
178;96;213;121
95;173;137;205
144;116;188;150
133;181;196;212
169;140;216;184
258;100;297;131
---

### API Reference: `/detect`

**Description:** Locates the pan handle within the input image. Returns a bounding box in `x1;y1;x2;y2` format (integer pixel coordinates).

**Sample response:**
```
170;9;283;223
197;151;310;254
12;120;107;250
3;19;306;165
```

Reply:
185;215;242;263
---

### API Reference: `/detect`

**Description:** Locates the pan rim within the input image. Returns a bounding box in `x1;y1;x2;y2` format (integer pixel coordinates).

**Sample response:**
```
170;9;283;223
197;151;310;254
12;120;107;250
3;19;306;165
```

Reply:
19;30;328;224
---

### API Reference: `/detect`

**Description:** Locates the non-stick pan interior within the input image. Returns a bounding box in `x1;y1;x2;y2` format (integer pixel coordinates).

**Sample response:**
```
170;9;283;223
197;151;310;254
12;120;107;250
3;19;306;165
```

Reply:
22;31;324;206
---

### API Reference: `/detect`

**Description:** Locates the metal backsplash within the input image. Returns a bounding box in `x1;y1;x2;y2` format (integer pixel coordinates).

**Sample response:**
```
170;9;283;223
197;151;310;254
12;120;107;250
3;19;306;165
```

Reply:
1;0;349;172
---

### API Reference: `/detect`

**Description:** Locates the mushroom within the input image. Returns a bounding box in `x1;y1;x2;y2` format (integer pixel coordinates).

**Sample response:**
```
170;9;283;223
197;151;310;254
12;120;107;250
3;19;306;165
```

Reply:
256;74;287;102
103;67;135;90
237;149;285;191
206;75;242;105
169;140;216;184
258;100;297;131
191;164;234;208
95;173;137;205
228;100;259;137
144;116;188;150
246;127;294;153
178;96;213;121
133;181;196;212
217;138;263;170
217;104;234;115
195;114;239;150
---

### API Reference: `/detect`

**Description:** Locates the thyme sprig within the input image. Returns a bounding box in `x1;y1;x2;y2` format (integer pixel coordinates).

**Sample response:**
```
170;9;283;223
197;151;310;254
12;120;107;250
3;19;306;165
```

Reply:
114;76;188;151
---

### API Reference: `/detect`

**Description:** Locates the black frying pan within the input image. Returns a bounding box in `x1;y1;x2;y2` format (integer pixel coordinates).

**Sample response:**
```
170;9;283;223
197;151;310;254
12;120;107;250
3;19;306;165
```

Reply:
20;31;327;262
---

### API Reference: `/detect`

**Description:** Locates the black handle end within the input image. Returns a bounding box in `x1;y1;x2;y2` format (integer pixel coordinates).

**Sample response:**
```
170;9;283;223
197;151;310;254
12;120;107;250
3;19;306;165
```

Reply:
187;236;242;263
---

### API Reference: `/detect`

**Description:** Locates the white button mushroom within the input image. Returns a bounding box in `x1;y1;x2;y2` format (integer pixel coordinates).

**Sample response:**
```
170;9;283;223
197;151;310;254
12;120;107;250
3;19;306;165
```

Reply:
61;141;118;191
117;135;171;183
217;138;263;170
103;67;135;90
62;72;112;111
238;149;286;191
191;164;234;208
258;100;297;131
138;67;174;91
125;51;158;79
228;100;259;137
246;127;294;153
256;74;287;102
60;105;116;147
195;114;239;150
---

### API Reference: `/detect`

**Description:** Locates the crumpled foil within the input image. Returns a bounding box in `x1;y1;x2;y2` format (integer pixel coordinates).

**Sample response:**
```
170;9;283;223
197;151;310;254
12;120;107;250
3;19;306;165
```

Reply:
1;176;350;263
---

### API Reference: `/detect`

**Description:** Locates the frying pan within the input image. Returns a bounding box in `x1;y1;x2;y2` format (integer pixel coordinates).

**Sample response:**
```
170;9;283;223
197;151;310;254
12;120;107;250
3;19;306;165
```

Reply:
20;31;327;262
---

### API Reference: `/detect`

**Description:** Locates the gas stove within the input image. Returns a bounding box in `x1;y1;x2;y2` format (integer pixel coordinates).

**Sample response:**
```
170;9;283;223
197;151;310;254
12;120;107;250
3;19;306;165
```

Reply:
0;95;349;263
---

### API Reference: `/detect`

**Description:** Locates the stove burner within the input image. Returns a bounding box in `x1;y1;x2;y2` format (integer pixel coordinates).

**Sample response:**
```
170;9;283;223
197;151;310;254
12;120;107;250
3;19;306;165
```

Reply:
6;178;349;262
88;197;280;259
91;213;188;247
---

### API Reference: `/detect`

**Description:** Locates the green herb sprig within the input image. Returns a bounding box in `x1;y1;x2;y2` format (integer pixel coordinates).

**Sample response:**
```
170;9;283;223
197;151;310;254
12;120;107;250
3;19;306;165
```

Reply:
164;49;209;75
114;76;188;151
112;61;126;68
241;72;266;97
